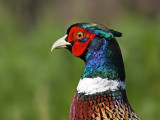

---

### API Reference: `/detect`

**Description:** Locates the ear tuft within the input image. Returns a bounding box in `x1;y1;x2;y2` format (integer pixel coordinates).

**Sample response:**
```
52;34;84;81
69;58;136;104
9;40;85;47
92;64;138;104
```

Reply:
109;29;122;37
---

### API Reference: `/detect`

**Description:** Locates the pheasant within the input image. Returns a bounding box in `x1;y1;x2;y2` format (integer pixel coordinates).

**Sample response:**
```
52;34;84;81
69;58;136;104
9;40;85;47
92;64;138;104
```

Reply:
51;23;141;120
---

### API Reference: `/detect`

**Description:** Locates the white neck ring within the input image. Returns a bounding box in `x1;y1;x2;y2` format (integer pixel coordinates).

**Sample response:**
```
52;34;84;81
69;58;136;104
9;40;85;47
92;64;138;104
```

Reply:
77;77;125;95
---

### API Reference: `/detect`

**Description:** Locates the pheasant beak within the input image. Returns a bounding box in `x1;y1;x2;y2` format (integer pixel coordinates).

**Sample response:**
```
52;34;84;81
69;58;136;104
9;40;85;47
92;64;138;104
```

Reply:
51;34;71;52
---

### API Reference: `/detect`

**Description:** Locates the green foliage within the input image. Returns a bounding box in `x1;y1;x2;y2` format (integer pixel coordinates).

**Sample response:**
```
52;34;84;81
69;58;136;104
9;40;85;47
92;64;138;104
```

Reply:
0;9;160;120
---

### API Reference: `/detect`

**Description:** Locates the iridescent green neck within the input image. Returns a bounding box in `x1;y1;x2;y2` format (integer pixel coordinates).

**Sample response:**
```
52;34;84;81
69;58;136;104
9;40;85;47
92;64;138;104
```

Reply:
81;37;125;81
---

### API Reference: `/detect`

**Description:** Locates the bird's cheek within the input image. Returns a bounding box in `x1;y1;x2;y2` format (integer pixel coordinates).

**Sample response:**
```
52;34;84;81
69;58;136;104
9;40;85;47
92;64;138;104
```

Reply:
72;40;90;57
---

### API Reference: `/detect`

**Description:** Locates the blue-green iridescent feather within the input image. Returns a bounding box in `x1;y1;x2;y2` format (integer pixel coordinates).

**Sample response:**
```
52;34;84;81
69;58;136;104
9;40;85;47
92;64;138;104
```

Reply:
72;23;126;81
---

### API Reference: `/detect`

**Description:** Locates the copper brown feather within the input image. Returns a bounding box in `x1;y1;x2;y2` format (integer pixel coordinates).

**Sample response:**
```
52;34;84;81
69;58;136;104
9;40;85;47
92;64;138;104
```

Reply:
69;91;140;120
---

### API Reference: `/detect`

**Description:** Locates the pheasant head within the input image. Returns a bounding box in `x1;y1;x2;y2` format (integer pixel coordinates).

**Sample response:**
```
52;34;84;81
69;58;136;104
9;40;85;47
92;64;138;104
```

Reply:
52;23;125;80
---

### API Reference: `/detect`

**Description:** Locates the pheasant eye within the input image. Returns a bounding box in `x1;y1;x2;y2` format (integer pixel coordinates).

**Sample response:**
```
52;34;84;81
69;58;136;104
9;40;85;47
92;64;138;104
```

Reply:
76;32;84;40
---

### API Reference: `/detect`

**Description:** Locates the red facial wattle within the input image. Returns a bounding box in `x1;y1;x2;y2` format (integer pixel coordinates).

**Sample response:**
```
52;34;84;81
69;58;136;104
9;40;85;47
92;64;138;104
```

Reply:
67;26;96;57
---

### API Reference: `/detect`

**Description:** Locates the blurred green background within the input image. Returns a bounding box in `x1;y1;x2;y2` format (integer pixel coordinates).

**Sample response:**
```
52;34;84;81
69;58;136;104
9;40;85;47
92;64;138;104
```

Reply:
0;0;160;120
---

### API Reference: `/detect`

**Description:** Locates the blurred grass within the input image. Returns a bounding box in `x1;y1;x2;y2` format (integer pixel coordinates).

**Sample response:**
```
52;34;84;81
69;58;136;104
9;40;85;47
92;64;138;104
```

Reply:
0;7;160;120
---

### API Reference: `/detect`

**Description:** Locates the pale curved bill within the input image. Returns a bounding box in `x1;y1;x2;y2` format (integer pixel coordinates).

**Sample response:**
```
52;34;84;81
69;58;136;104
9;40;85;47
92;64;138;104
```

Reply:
51;34;71;52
